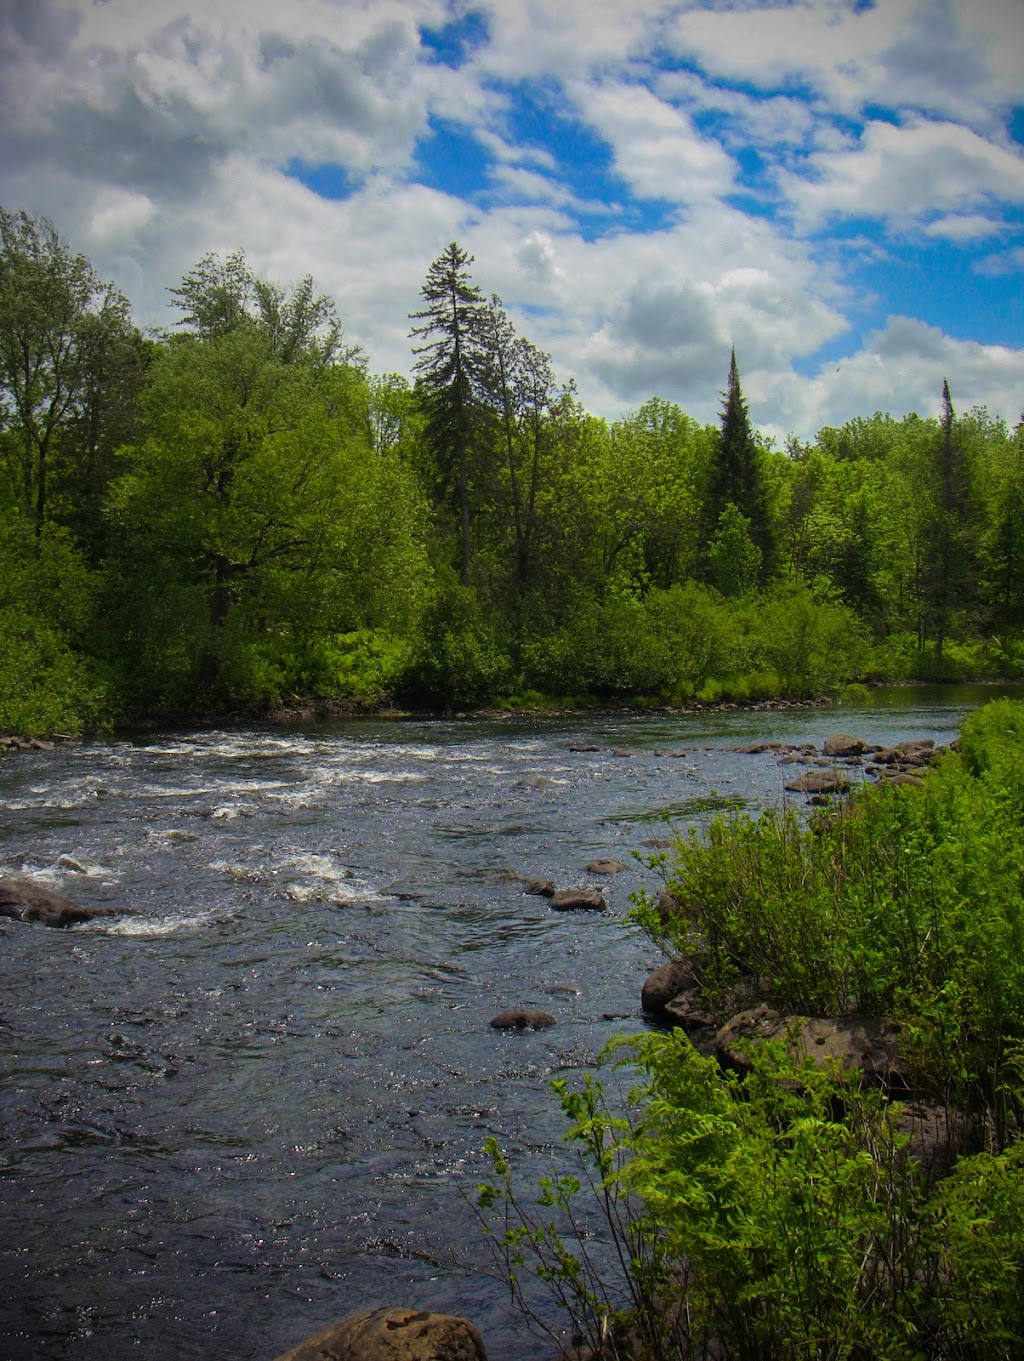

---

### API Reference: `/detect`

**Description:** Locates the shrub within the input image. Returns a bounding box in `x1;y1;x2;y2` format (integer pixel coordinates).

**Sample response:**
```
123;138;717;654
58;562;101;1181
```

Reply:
479;699;1024;1360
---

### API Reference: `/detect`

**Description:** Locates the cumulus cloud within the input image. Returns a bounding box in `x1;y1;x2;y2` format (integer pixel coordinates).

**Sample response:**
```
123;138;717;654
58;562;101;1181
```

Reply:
924;212;1004;241
0;2;437;195
0;0;1020;445
759;316;1024;441
785;117;1024;227
569;79;735;204
667;0;1023;128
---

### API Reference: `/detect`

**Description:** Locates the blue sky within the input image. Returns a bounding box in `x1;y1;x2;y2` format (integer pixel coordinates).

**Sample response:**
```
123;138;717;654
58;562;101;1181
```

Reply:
1;0;1022;439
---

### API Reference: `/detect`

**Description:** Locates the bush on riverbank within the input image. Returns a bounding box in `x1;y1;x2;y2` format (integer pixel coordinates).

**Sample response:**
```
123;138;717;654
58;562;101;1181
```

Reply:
479;698;1024;1359
633;698;1024;1124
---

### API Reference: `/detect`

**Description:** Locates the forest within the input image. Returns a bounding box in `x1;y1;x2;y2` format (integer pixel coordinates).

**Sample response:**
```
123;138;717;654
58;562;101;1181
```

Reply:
2;206;1023;736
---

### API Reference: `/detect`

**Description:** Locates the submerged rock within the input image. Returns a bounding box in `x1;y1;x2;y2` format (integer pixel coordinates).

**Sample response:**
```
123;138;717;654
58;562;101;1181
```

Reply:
584;858;627;875
523;878;556;897
273;1307;488;1361
550;888;606;911
0;876;132;929
490;1008;556;1030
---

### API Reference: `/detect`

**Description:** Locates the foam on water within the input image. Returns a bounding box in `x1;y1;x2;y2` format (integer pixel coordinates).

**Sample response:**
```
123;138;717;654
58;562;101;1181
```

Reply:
276;851;386;904
85;907;239;937
306;765;426;786
56;854;113;878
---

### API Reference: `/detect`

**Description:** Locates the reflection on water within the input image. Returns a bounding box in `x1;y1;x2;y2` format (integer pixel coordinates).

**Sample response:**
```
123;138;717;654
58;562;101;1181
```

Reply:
0;687;1004;1360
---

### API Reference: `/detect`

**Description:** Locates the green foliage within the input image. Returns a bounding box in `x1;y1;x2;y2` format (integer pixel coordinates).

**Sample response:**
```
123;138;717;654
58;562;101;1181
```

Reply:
7;201;1024;732
481;701;1024;1360
706;502;761;597
0;517;109;734
0;606;107;736
480;1032;1024;1360
631;699;1024;1132
400;578;513;708
703;352;773;585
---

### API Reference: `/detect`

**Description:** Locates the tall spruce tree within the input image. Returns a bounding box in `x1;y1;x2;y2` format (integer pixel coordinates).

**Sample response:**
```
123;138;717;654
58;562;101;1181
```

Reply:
410;242;489;583
702;348;773;587
921;379;976;659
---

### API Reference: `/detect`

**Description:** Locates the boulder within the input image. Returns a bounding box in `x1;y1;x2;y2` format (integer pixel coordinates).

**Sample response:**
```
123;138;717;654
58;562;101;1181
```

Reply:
877;772;925;789
490;1008;556;1030
641;959;693;1014
715;1006;906;1091
273;1307;488;1361
822;734;868;757
523;878;556;897
584;858;627;875
662;989;717;1033
783;769;850;795
873;739;935;768
0;876;132;929
550;888;606;911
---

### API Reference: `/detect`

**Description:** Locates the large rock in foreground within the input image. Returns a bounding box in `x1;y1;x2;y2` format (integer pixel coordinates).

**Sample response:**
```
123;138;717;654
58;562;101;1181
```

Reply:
715;1005;906;1091
0;876;131;929
273;1307;488;1361
641;959;693;1015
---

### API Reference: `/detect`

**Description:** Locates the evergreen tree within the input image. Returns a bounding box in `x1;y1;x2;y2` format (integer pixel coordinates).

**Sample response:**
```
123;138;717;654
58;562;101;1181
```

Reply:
410;242;489;583
921;379;976;659
702;349;773;586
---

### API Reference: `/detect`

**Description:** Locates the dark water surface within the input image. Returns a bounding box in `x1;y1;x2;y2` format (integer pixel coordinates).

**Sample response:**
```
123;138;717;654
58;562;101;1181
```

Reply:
0;687;1008;1359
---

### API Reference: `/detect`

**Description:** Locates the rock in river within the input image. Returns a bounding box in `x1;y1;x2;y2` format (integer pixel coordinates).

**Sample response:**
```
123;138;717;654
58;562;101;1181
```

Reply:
273;1306;488;1361
783;769;850;795
523;878;556;897
490;1008;556;1030
0;876;132;929
641;959;693;1015
822;734;869;757
550;888;607;911
584;858;627;874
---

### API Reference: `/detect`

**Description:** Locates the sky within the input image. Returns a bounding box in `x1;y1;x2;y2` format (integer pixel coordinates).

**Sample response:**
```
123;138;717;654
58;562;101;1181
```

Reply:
1;0;1023;442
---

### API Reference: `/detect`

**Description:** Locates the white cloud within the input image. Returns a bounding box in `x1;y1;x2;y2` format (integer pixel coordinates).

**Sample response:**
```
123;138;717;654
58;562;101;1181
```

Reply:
468;0;676;81
976;246;1024;278
656;69;815;149
924;212;1004;242
0;0;1020;448
760;316;1024;440
569;80;735;204
786;117;1024;227
666;0;1023;128
84;186;155;245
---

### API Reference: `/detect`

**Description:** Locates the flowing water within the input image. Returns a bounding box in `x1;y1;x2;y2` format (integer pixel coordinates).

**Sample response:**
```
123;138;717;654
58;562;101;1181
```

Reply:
0;687;1010;1360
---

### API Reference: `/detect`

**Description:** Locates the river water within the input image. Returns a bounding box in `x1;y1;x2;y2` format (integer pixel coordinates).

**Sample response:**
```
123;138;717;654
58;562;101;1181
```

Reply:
0;687;1010;1360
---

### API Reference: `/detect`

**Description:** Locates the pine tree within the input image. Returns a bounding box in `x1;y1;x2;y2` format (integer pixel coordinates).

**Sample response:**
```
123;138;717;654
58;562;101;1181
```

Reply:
410;242;489;582
921;378;976;659
702;349;773;587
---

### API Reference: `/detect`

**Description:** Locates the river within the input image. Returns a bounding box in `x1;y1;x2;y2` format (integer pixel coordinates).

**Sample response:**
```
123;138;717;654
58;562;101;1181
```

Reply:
0;686;1010;1360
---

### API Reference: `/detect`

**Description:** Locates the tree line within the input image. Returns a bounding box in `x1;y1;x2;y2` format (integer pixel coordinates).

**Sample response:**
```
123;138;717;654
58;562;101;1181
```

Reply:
1;207;1022;734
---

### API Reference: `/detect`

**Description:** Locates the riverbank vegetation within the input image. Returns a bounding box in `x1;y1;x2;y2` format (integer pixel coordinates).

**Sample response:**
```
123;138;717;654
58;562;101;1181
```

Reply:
2;206;1023;735
479;698;1024;1359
